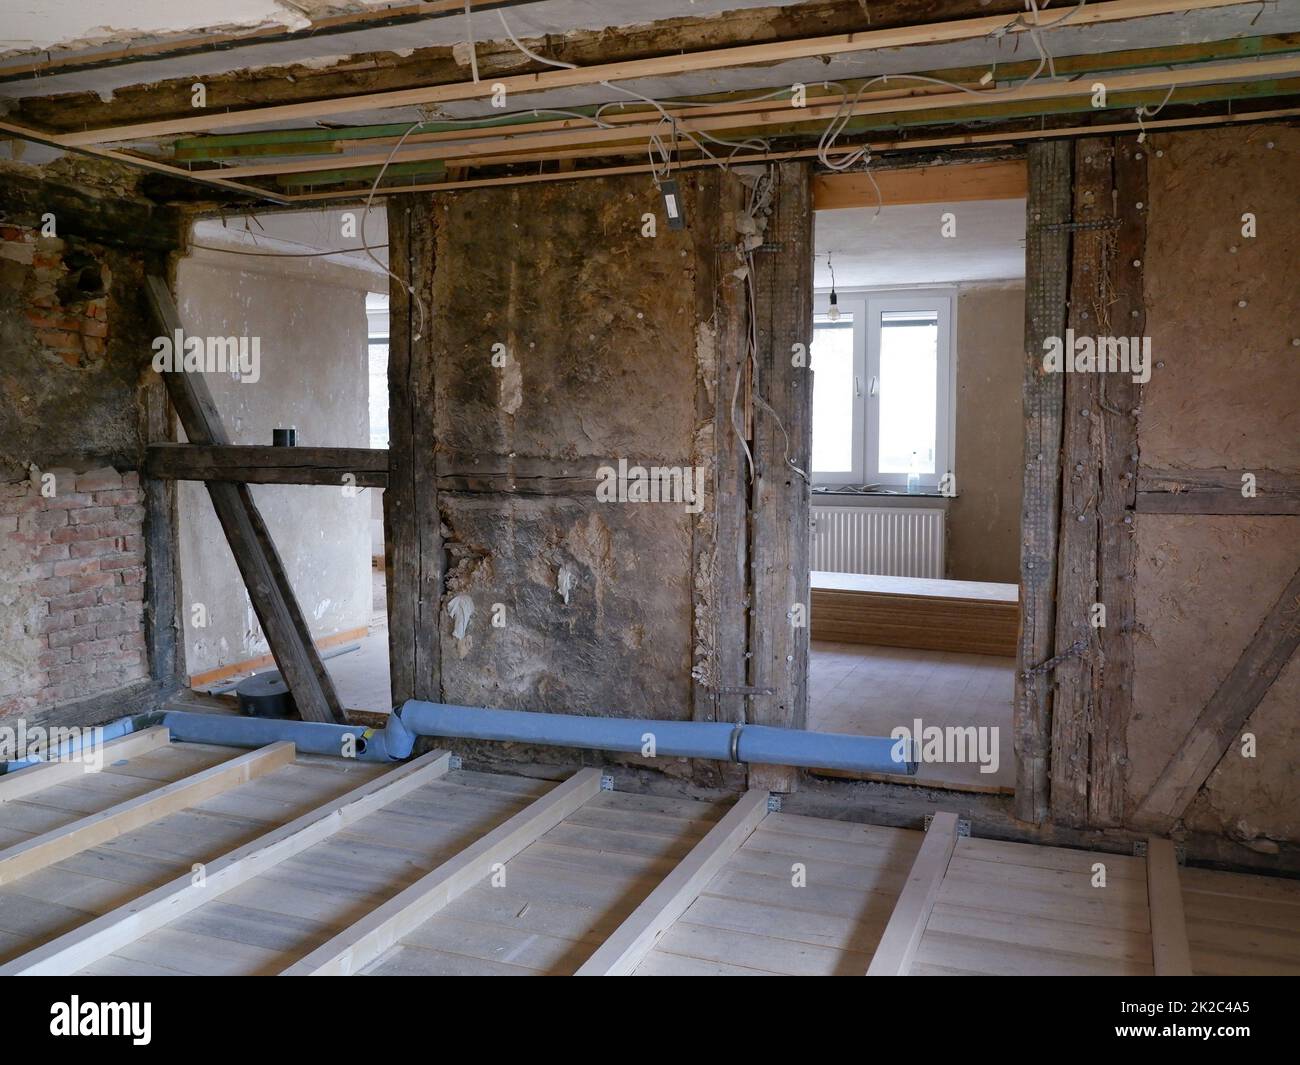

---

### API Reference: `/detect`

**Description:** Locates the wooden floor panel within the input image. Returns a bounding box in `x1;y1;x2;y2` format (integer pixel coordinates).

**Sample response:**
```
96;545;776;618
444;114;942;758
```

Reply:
3;740;1300;977
356;790;724;976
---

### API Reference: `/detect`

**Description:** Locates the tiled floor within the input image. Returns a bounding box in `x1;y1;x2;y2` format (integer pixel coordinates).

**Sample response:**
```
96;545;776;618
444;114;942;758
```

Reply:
808;641;1015;793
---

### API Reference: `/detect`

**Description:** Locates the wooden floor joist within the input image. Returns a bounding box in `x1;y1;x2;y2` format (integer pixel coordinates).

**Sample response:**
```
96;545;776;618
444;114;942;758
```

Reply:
2;750;1298;975
0;727;171;804
281;767;604;975
866;812;961;976
0;748;451;976
1146;838;1193;976
0;741;294;886
575;790;770;976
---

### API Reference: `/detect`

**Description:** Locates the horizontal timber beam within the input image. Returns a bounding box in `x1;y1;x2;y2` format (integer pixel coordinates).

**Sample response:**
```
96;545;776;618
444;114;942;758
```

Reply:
278;105;1300;201
1136;466;1300;514
209;56;1300;181
814;159;1027;209
147;443;389;488
49;1;1255;146
172;31;1300;162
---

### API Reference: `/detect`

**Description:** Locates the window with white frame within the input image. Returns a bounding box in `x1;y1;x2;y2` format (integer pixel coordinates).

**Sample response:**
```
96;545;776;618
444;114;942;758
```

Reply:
810;289;955;489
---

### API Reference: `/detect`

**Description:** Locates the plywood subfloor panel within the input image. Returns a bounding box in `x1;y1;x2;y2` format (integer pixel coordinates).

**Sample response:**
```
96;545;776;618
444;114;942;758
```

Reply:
356;789;727;976
10;749;1300;977
635;814;923;976
1180;865;1300;976
0;742;386;966
913;836;1154;976
77;768;545;975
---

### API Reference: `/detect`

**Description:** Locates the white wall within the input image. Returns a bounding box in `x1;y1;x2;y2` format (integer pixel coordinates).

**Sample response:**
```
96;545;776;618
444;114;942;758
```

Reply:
175;247;378;677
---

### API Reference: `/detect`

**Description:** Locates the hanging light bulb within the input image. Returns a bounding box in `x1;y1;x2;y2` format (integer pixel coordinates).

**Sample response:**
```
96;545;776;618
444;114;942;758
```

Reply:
826;252;841;320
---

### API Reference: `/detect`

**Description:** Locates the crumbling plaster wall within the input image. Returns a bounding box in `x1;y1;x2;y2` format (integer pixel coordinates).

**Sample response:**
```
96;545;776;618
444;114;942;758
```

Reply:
1127;123;1300;846
175;251;373;679
429;175;706;722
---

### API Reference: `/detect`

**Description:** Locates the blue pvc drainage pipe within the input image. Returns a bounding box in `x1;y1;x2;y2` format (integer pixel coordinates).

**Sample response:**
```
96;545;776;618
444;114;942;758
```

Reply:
390;701;917;775
157;711;399;762
0;714;140;775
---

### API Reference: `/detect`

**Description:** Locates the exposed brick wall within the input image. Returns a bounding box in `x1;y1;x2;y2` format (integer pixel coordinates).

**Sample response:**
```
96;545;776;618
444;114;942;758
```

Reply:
0;224;110;369
0;468;148;719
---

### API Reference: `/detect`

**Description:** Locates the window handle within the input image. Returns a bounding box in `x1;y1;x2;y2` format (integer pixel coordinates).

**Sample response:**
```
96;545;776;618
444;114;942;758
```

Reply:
855;375;862;397
868;375;879;396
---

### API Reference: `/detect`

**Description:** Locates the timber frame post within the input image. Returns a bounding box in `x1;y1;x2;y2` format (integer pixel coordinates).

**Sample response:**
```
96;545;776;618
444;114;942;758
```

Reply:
383;196;442;708
746;161;814;793
1014;140;1072;824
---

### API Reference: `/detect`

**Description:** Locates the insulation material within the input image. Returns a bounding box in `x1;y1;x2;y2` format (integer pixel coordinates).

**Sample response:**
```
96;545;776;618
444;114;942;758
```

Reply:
1128;514;1300;842
1140;123;1300;472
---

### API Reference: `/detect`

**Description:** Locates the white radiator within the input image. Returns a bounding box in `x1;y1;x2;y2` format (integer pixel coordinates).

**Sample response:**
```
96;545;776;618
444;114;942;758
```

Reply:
810;505;945;579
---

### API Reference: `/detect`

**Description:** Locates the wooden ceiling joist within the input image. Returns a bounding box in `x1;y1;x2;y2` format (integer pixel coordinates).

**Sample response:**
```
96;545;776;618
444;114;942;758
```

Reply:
205;55;1300;182
43;0;1256;147
270;105;1300;202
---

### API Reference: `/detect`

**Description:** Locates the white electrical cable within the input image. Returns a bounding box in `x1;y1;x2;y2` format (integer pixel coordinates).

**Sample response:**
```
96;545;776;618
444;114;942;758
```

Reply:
361;120;430;340
464;2;480;83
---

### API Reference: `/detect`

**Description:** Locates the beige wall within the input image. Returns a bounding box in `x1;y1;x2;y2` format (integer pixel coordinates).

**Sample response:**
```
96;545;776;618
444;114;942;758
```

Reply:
947;282;1025;585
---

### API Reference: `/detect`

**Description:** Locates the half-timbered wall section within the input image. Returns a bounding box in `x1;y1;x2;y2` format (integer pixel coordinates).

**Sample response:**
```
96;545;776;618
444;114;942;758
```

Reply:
387;166;813;790
1021;122;1300;858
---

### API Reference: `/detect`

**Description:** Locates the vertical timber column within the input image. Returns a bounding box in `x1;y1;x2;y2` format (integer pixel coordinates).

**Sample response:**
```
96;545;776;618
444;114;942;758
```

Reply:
694;171;751;739
1051;138;1113;827
1014;141;1071;824
748;162;814;793
1092;138;1145;827
384;196;443;707
141;342;183;692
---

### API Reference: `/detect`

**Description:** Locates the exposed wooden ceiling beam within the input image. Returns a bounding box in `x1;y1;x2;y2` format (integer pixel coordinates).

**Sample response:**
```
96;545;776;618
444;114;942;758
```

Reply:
47;0;1254;147
813;159;1028;209
276;105;1300;202
209;56;1300;180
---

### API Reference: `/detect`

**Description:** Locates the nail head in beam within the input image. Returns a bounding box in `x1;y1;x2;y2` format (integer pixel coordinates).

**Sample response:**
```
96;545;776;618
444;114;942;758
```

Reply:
281;767;606;976
0;741;296;886
866;811;961;976
0;748;453;976
0;727;172;804
575;789;770;976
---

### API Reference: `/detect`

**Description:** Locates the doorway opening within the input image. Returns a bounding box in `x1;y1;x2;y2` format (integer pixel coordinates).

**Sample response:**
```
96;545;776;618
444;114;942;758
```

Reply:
806;167;1027;793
